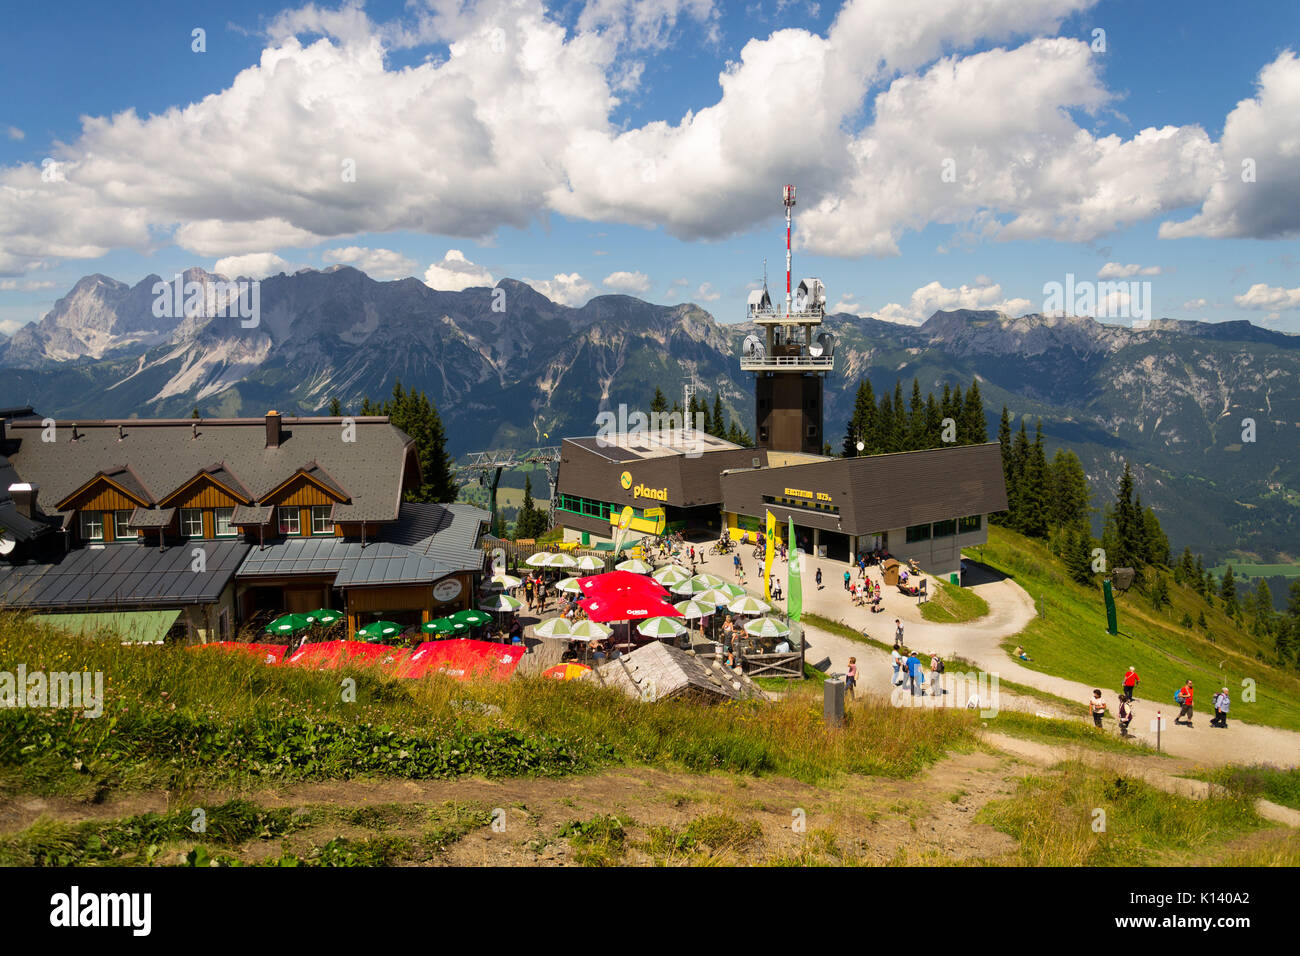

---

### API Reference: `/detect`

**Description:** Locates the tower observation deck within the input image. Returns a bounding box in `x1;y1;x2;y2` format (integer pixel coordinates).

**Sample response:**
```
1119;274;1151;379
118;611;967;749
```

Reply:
740;185;835;454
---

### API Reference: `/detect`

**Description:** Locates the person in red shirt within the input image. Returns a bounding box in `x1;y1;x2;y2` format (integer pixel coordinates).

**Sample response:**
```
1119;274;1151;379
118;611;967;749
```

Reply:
1175;679;1195;727
1121;666;1140;700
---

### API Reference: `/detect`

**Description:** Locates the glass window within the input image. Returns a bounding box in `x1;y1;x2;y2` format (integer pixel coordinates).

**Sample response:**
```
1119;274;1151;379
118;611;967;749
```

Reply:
905;523;932;543
79;510;104;541
180;508;204;537
113;510;134;540
278;506;300;535
311;505;334;535
933;519;957;539
214;507;235;537
959;515;982;533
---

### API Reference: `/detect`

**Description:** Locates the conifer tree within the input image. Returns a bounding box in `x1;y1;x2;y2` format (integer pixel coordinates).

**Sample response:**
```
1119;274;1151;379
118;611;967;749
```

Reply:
711;393;725;438
329;396;342;416
962;377;987;443
1019;419;1049;538
893;380;907;450
1220;565;1238;616
908;377;925;450
1113;461;1139;568
363;379;456;503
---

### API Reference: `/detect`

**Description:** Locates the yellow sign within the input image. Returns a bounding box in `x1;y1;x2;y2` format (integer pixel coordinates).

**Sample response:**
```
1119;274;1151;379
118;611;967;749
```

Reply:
618;505;634;529
620;471;632;489
784;487;833;502
632;484;668;501
642;507;665;518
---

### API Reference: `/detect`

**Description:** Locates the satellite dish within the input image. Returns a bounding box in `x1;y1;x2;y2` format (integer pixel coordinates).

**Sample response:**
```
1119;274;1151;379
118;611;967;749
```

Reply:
809;341;824;357
742;334;766;360
0;533;14;556
815;331;836;357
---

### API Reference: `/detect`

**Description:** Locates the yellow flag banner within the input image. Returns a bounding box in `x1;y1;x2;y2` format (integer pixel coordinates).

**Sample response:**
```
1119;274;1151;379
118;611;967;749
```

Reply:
763;510;776;600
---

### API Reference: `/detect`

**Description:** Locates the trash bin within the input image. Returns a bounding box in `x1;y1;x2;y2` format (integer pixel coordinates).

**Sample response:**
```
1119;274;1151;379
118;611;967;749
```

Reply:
949;572;960;587
824;678;845;727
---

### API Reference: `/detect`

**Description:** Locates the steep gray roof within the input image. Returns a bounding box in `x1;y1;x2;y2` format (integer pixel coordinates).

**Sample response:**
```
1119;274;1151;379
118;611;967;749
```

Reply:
5;416;414;524
235;532;479;587
0;539;248;609
375;502;487;570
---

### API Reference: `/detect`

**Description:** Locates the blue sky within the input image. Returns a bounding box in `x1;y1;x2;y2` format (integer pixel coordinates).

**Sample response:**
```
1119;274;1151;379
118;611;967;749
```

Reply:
2;0;1298;334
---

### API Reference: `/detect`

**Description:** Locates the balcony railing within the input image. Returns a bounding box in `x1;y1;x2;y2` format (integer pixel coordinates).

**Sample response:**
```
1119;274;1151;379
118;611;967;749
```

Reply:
740;354;834;370
749;307;824;324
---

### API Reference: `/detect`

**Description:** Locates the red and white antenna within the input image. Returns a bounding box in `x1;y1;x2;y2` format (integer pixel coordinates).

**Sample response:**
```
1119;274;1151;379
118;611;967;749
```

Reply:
783;184;796;315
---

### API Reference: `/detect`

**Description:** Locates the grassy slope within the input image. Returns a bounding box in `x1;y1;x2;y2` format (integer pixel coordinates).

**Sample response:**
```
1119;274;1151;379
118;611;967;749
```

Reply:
0;613;975;798
918;578;990;624
967;527;1300;733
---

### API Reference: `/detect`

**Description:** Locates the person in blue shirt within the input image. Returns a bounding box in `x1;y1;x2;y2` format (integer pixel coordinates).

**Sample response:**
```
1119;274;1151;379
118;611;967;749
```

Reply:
906;650;922;696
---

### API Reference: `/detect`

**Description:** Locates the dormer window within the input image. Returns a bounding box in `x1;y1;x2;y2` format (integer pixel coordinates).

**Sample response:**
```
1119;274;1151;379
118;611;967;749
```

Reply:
180;508;204;537
278;506;301;536
310;505;334;535
79;510;104;541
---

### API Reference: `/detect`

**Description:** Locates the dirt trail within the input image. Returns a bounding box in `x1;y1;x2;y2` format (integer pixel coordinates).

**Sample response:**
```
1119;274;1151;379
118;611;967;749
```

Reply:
684;545;1300;770
0;753;1033;865
982;731;1300;828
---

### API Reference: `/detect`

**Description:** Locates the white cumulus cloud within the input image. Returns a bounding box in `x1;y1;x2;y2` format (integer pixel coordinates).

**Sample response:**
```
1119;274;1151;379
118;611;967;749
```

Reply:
526;272;596;306
322;246;418;279
873;279;1031;325
1234;283;1300;310
213;253;292;279
423;250;494;291
602;270;652;293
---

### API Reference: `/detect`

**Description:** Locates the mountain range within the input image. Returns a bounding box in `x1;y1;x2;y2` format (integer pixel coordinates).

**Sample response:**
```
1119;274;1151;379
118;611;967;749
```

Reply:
1;266;1297;564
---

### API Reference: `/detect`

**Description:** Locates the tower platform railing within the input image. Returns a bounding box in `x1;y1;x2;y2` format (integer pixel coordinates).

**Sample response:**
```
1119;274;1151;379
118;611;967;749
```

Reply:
740;354;834;371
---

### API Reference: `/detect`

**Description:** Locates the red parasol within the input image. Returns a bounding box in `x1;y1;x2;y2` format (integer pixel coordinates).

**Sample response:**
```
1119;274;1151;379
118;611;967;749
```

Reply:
282;640;408;670
188;642;288;665
396;639;526;681
576;570;668;597
578;594;682;622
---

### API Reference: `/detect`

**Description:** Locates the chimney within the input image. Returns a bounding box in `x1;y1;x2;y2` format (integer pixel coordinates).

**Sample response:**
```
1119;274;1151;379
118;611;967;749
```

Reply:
265;410;282;448
8;482;38;519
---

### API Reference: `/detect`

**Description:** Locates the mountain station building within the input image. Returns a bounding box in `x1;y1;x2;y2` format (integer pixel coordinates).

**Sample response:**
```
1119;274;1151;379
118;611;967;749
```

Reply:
554;431;1006;577
0;410;488;642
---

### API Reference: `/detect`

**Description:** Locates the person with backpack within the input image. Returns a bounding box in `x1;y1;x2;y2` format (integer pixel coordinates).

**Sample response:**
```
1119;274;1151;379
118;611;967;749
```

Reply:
1121;666;1140;700
929;653;943;697
1211;688;1230;728
1174;679;1195;727
1117;695;1135;737
1089;689;1107;727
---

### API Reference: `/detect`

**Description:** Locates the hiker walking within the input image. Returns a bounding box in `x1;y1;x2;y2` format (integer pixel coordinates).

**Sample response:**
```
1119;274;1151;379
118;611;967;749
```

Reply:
929;653;943;698
1117;695;1135;737
1089;689;1107;728
846;657;858;701
1211;687;1230;728
815;568;823;590
895;618;904;645
1121;666;1140;700
1174;679;1195;727
891;642;904;686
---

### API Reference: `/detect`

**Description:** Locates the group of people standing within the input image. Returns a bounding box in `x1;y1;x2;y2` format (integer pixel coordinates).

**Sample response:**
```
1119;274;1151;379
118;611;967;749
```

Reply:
1088;669;1232;736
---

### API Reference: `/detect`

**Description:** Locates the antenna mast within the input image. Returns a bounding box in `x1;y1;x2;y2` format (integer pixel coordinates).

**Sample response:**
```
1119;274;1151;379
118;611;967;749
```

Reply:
783;184;796;316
